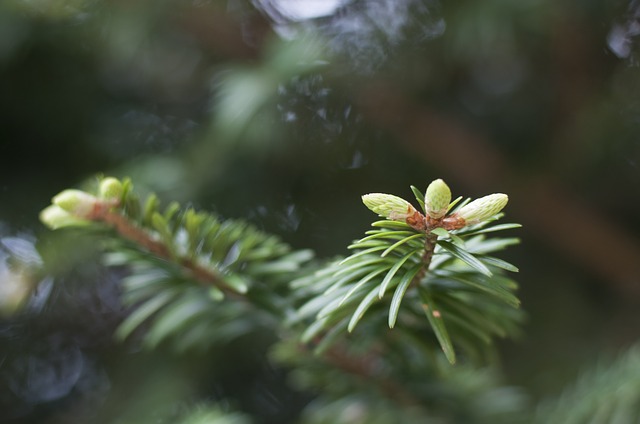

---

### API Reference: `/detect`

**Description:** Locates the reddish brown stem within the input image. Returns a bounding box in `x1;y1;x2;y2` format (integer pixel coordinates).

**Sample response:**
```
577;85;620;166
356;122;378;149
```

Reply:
91;207;242;297
321;344;422;408
100;211;171;258
412;232;438;287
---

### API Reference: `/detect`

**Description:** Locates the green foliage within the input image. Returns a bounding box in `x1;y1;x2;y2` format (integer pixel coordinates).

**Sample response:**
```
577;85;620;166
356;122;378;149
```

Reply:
290;184;522;364
5;0;640;421
178;405;251;424
533;345;640;424
42;176;313;352
271;337;527;423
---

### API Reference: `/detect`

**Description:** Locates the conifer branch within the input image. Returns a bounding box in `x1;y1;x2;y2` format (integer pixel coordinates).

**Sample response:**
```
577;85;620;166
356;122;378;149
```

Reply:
322;344;421;408
96;209;237;297
40;176;314;349
293;178;521;365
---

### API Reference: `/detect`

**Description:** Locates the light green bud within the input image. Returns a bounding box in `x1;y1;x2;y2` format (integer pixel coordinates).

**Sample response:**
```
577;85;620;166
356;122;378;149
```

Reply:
39;205;87;229
456;193;508;225
425;179;451;219
99;177;123;200
52;189;97;217
362;193;414;221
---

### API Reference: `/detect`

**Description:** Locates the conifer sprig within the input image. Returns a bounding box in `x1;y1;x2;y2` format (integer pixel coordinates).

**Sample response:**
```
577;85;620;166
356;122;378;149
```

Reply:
293;179;521;364
40;176;313;350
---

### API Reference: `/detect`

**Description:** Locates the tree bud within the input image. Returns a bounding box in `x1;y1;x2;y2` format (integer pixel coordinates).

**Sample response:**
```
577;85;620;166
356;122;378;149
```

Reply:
456;193;508;225
424;179;451;219
39;205;87;229
99;177;123;201
362;193;415;221
52;189;97;217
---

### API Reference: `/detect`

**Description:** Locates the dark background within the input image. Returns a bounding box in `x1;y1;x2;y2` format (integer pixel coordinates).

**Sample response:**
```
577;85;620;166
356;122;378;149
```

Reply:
1;0;640;422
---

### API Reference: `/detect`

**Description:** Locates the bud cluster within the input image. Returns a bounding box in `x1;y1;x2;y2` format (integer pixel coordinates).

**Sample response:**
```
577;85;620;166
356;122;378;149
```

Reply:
40;177;124;229
362;178;508;231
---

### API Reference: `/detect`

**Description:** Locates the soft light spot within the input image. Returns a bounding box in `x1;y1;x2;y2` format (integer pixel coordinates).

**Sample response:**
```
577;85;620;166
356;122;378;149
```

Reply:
257;0;349;22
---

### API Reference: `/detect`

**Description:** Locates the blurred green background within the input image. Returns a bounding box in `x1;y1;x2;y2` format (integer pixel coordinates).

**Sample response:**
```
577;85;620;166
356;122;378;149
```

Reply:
1;0;640;422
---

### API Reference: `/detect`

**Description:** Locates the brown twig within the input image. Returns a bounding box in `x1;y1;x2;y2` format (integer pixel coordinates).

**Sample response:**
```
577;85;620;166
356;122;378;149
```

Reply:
321;344;423;409
91;207;244;298
412;232;438;287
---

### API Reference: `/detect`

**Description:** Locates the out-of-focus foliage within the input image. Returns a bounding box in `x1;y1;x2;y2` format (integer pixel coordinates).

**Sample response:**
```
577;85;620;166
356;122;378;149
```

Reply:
533;344;640;423
178;405;251;424
272;337;528;424
0;234;42;316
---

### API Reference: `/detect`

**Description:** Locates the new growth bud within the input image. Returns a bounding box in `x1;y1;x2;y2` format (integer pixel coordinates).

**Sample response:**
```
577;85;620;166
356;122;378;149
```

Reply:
99;177;123;201
52;190;98;217
456;193;508;225
362;193;415;221
424;179;451;219
39;205;87;229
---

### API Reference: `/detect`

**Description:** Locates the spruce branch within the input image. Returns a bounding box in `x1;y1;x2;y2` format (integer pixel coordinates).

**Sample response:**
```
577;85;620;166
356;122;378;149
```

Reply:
321;344;421;409
272;326;527;423
292;178;521;364
45;181;239;297
96;209;234;295
40;176;313;350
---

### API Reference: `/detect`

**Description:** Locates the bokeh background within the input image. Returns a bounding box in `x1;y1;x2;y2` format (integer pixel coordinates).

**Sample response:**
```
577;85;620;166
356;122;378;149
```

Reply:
1;0;640;422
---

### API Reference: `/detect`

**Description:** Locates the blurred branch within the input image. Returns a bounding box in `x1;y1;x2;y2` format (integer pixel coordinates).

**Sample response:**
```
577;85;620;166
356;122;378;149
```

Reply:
321;344;422;409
